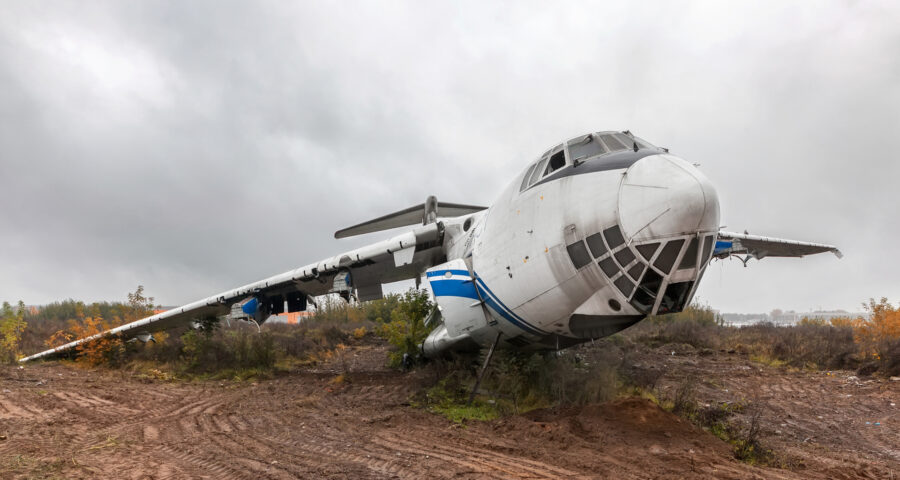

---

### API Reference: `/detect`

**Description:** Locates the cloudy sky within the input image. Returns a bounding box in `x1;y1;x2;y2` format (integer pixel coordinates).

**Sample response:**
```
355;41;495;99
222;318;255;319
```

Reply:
1;1;898;313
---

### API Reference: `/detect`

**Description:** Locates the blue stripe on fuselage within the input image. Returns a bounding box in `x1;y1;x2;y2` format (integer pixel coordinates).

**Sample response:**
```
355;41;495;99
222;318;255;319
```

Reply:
429;279;479;299
428;269;548;336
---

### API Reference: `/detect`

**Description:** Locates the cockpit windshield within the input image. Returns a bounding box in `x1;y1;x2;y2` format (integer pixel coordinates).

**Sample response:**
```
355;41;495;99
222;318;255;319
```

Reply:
519;131;660;193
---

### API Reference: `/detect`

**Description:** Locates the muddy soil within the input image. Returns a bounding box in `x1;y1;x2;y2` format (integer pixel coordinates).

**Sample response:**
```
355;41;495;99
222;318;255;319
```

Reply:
0;343;897;479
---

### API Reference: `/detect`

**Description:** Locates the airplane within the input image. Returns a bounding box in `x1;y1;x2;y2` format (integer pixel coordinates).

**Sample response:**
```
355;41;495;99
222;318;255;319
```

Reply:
19;130;841;363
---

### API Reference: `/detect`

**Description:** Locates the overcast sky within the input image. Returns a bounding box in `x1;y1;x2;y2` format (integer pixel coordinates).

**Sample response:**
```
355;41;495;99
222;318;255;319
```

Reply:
1;1;898;313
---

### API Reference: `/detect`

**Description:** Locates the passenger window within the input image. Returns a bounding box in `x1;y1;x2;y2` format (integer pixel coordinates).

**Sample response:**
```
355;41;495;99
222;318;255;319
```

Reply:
568;134;608;162
544;150;566;176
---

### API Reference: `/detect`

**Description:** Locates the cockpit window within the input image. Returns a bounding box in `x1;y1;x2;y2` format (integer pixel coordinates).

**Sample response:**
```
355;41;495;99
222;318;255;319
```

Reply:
544;149;566;176
568;134;608;162
520;132;660;194
520;163;537;192
527;156;548;187
635;136;657;150
600;134;628;152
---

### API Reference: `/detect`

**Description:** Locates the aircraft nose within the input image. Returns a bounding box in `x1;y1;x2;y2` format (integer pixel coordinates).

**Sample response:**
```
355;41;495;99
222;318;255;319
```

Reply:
617;154;720;242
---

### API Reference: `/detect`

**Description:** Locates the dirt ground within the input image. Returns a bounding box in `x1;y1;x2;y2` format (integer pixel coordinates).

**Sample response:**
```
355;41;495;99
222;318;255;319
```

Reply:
1;343;897;479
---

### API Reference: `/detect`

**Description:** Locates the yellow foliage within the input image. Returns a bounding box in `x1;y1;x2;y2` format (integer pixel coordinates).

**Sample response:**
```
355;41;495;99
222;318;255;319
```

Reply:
0;301;27;363
352;326;367;339
45;330;74;348
854;298;900;356
68;316;125;367
829;316;856;328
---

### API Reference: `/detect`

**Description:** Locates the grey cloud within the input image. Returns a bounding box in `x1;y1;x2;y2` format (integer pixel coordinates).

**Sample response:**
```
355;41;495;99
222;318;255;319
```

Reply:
0;1;898;313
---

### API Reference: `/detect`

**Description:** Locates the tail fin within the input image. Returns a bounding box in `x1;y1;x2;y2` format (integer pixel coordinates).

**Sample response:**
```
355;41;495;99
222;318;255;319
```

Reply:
334;196;487;239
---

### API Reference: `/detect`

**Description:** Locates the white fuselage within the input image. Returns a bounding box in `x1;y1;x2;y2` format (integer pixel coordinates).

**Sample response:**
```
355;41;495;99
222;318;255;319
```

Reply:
423;136;720;356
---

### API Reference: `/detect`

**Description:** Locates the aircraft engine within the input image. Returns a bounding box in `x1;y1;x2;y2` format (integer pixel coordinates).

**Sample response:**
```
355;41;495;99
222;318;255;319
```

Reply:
229;296;269;325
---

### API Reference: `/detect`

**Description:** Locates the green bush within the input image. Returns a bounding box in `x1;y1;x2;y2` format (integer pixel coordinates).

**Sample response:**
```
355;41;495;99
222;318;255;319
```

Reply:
377;289;434;368
420;348;620;421
0;301;27;363
180;327;277;375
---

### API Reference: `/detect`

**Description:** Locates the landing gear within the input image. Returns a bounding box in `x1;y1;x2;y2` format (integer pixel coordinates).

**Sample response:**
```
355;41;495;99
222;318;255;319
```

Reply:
468;330;503;405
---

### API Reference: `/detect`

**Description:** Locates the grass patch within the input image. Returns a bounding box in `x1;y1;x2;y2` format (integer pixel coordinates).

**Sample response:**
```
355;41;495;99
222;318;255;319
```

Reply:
749;354;788;369
416;347;620;423
419;381;499;423
2;454;67;478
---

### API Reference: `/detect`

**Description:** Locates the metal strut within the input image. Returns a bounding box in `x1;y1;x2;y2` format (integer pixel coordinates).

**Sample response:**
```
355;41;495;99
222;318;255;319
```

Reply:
468;330;503;405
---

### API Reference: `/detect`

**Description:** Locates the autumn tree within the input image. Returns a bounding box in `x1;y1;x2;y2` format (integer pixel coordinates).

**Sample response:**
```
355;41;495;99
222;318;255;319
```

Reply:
854;298;900;360
0;301;27;363
125;285;157;322
45;286;156;366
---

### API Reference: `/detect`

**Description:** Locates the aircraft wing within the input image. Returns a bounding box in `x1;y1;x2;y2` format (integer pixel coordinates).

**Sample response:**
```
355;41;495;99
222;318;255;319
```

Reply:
20;222;445;362
713;231;842;261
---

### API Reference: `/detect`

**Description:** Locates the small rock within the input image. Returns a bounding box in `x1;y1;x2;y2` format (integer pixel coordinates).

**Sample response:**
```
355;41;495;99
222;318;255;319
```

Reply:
890;377;900;382
649;444;666;455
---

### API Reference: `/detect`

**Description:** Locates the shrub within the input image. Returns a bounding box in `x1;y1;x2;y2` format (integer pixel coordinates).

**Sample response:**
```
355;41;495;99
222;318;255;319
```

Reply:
67;316;126;367
436;349;620;416
378;289;434;368
0;301;27;363
727;323;857;370
628;302;723;349
180;327;276;374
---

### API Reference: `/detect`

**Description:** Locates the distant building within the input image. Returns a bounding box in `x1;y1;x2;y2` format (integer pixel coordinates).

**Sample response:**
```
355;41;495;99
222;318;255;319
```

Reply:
268;311;314;325
718;310;865;326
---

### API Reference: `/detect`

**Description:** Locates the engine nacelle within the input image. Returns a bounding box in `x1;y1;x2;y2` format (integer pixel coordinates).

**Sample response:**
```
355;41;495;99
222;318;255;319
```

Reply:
230;296;268;324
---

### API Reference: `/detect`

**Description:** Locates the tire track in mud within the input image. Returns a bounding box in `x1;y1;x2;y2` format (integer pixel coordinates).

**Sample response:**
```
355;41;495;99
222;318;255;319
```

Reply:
0;397;39;419
675;354;900;477
240;427;426;479
5;349;898;480
294;377;592;478
372;432;580;479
